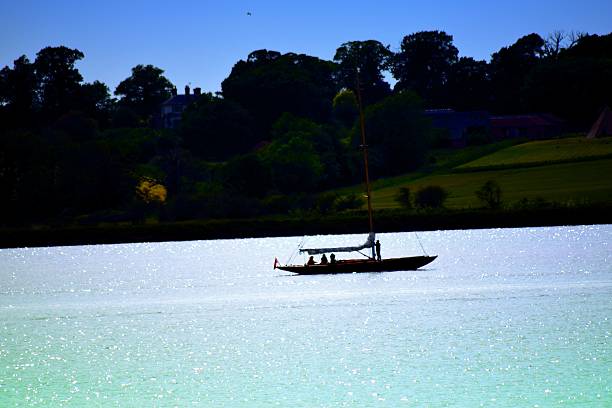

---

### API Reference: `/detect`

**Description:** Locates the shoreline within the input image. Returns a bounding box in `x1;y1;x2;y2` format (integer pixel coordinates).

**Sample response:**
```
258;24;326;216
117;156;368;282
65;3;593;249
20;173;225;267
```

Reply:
1;206;611;249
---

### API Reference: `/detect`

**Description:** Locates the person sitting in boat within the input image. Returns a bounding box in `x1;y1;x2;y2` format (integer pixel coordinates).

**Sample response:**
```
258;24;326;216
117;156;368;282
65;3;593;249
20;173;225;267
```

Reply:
375;240;381;261
307;256;316;266
320;254;328;264
330;253;336;264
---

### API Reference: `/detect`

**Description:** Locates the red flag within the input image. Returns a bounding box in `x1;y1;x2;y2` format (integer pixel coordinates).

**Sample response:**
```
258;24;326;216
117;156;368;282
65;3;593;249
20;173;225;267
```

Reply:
273;258;279;269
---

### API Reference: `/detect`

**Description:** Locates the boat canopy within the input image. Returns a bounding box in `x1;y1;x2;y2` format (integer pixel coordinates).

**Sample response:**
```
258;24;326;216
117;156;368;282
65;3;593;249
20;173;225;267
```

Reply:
300;232;375;255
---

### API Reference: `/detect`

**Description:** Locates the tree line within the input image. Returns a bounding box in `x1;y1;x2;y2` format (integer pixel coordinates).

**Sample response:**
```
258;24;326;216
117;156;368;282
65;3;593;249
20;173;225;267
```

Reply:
1;31;610;226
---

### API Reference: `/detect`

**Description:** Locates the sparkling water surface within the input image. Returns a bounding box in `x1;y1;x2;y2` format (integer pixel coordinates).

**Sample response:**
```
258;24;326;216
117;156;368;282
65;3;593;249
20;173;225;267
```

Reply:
1;225;610;406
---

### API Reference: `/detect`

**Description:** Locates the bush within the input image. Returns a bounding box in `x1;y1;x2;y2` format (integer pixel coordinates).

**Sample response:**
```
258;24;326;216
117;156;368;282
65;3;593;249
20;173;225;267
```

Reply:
511;197;554;210
334;193;364;212
395;187;413;209
414;185;448;209
315;192;338;215
475;180;502;209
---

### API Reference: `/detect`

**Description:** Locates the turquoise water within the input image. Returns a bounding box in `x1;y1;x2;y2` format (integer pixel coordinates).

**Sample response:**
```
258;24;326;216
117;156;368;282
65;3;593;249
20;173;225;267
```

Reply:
0;225;610;406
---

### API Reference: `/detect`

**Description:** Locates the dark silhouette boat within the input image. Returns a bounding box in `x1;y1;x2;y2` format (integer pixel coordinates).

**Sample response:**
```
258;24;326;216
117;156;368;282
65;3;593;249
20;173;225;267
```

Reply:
277;255;437;275
275;74;437;275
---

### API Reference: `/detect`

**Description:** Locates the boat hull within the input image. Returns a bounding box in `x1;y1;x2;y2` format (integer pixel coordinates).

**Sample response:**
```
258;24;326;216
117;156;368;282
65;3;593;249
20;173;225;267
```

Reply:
277;255;437;275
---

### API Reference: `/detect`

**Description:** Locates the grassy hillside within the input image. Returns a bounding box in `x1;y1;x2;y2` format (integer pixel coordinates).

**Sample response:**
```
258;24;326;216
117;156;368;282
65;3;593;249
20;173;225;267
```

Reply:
372;158;612;209
335;140;521;195
456;136;612;170
363;137;612;210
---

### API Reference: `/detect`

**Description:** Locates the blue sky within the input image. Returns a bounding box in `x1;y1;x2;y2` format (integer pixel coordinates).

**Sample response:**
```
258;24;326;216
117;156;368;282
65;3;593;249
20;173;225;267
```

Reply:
1;0;611;94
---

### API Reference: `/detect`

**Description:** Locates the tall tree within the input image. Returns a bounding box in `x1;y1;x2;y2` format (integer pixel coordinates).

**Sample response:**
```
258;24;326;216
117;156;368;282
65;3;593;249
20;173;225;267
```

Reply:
489;33;544;113
542;30;585;59
523;33;612;126
221;50;338;138
391;31;459;106
446;57;491;111
115;64;174;123
561;32;611;59
333;40;392;106
34;46;85;121
74;80;114;127
180;93;256;160
359;92;431;177
332;89;359;128
0;55;38;129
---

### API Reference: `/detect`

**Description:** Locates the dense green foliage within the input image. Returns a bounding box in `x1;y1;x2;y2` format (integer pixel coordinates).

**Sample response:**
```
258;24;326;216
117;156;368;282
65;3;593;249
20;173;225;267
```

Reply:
333;40;392;106
414;185;449;208
361;92;431;176
180;93;256;160
221;50;338;138
114;64;174;123
1;31;611;228
392;31;459;106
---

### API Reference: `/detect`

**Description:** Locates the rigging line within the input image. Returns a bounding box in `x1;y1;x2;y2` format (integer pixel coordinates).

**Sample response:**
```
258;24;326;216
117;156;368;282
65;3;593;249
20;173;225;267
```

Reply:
356;250;372;259
414;231;428;256
286;236;306;265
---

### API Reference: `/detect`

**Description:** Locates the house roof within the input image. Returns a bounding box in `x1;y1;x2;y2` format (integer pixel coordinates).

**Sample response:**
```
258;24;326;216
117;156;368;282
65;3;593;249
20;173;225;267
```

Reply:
490;114;564;127
161;94;198;106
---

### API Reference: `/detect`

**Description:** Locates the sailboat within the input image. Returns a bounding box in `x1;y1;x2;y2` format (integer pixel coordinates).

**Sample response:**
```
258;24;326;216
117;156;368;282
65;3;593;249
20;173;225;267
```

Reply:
274;76;437;275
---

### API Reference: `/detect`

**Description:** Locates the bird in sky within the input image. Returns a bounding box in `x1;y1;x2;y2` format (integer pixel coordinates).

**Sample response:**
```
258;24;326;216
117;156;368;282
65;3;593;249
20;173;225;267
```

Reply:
246;11;252;16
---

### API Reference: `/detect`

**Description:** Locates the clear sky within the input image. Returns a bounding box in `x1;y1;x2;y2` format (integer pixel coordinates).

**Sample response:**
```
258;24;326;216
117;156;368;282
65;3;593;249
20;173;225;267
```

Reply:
1;0;611;94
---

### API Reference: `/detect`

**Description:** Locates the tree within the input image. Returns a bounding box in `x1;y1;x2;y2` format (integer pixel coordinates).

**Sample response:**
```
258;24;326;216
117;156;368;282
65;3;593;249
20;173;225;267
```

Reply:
333;40;393;106
523;33;612;127
333;193;364;212
34;46;85;121
52;111;99;141
259;135;324;193
559;32;607;59
414;185;448;209
542;31;585;59
475;180;502;209
446;57;491;111
0;55;38;129
0;129;56;224
180;93;256;160
395;187;412;209
490;33;545;113
136;176;167;204
391;31;459;106
359;91;431;177
332;89;359;128
221;153;272;198
221;50;338;138
74;80;114;127
115;64;174;122
270;113;345;188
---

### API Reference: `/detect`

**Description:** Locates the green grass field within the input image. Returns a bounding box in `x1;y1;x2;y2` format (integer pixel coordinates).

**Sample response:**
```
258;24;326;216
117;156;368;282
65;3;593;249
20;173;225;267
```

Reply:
372;138;612;209
456;136;612;170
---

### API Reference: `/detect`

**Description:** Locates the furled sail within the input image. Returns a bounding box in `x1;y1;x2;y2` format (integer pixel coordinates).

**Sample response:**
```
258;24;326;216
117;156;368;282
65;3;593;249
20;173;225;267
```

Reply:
300;232;375;255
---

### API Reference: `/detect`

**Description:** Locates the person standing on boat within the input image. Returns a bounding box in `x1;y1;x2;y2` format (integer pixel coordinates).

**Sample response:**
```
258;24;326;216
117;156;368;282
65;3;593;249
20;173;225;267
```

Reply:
330;253;336;264
320;254;328;264
375;240;381;261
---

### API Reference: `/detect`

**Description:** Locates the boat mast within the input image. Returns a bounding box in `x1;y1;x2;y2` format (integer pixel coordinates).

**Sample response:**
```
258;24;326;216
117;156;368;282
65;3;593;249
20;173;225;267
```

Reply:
355;72;376;259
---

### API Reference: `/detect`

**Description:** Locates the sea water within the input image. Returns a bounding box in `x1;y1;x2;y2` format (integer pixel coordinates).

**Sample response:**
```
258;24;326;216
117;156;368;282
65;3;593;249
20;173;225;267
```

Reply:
0;225;610;406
